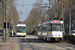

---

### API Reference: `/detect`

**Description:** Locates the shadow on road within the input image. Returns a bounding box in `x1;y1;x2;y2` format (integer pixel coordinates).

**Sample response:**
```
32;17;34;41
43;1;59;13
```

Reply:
20;37;59;43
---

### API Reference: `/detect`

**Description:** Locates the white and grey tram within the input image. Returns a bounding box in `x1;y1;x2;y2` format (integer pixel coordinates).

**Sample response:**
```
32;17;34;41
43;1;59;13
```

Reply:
37;20;63;42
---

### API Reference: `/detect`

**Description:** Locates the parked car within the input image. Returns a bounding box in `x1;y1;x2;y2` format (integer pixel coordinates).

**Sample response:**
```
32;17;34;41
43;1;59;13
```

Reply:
0;30;3;36
71;30;75;35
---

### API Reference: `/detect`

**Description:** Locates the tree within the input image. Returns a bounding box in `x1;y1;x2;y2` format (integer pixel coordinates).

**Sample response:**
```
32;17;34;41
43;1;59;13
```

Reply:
69;0;72;34
24;0;43;33
7;0;19;33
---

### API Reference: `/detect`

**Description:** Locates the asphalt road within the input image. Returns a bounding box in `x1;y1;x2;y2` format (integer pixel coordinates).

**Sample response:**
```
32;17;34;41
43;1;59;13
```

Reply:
0;35;75;50
18;35;75;50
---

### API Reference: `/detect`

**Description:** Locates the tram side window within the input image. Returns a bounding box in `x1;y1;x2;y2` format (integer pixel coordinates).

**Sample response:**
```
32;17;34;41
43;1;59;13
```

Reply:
40;26;42;31
38;26;42;31
61;24;63;31
38;26;40;31
42;26;47;32
48;24;52;31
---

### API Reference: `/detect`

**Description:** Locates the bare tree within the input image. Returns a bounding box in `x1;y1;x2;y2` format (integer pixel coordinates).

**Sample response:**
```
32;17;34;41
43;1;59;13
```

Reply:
7;0;19;33
69;0;72;34
24;0;43;33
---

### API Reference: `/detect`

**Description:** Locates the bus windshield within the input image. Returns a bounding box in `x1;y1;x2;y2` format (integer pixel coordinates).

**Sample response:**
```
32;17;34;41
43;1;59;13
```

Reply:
52;24;63;31
17;26;26;32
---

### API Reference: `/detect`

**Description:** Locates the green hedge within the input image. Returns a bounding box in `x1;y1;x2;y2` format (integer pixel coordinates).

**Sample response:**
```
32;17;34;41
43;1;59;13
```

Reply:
63;34;75;44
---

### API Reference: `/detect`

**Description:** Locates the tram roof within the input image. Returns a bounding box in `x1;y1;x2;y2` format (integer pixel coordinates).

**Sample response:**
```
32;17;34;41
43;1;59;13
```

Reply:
43;20;63;24
38;20;63;26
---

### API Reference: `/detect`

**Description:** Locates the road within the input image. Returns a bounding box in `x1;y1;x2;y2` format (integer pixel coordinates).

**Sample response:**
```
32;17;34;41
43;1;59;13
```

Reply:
0;35;75;50
18;35;75;50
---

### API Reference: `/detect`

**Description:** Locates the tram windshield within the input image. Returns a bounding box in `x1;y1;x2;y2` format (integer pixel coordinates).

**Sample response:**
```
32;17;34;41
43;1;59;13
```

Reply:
52;24;63;31
17;26;26;32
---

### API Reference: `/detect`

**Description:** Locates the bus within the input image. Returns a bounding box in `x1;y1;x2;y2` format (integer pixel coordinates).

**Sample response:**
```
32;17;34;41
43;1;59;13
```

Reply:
16;24;26;37
37;20;63;42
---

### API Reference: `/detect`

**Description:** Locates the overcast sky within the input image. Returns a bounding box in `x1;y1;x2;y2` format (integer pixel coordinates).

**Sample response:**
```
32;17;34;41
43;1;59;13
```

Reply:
15;0;49;21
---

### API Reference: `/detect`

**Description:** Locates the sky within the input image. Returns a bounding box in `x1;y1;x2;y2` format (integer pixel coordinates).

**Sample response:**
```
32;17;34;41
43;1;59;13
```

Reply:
14;0;49;22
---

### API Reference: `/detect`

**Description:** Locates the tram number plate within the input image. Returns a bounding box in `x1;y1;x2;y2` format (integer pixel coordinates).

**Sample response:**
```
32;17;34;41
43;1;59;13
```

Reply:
22;33;24;36
55;36;59;38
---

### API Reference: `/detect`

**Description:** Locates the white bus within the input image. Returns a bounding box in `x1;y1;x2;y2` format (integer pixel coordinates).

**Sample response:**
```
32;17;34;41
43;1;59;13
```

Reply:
16;24;26;37
37;20;63;42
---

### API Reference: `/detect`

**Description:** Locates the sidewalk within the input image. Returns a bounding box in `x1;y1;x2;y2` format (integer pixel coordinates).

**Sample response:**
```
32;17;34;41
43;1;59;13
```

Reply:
0;36;20;50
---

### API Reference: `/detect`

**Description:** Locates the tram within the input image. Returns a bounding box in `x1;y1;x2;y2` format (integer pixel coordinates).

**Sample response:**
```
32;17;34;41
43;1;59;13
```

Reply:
37;20;63;41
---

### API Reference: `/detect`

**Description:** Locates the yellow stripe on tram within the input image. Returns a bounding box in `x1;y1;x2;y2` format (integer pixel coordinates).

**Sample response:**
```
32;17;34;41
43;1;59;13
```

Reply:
22;33;24;36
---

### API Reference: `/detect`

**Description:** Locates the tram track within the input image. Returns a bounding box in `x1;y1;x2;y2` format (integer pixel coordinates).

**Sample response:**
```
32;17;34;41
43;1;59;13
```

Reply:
18;35;75;50
31;35;54;50
54;42;75;50
39;40;74;50
24;38;35;50
34;35;75;50
19;37;35;50
54;43;71;50
19;37;24;50
59;42;75;48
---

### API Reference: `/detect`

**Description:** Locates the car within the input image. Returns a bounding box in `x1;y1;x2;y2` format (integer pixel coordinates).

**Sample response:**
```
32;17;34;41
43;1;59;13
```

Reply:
0;30;3;36
72;30;75;35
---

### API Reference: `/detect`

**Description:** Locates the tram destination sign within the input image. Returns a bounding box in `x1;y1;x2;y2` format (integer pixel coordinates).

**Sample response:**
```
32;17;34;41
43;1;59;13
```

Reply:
52;21;60;23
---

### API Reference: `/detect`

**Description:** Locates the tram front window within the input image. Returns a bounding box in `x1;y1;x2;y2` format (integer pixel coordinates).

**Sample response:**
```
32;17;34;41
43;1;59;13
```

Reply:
17;26;26;32
52;24;63;31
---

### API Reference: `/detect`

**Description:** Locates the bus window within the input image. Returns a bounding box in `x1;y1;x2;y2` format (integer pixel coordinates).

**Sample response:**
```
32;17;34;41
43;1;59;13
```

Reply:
17;26;26;32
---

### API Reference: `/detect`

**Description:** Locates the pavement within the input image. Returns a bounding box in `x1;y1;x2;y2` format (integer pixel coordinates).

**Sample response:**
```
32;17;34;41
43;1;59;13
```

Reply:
0;36;20;50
